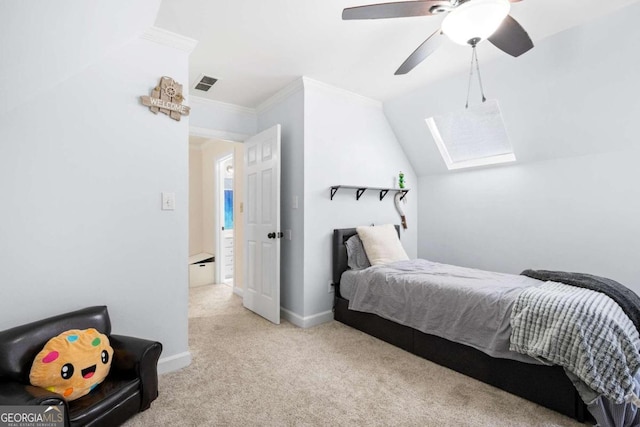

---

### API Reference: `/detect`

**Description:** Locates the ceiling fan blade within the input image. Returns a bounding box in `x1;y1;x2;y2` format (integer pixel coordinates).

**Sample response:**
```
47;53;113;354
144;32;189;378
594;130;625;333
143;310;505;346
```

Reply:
343;1;451;20
488;15;533;57
395;29;444;75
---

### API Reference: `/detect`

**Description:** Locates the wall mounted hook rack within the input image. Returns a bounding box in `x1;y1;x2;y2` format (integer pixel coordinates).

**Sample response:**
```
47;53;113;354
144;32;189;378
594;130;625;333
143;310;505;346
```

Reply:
330;185;409;201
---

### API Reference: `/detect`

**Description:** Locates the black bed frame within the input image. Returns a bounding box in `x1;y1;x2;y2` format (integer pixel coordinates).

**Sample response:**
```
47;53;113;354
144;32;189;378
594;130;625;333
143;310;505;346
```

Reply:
332;227;588;422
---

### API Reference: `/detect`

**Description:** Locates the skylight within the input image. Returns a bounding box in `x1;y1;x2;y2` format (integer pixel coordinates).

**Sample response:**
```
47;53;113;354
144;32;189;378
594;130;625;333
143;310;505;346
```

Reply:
426;100;515;170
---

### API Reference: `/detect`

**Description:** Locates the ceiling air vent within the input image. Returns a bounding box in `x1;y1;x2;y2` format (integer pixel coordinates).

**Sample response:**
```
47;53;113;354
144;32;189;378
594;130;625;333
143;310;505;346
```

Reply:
193;75;218;92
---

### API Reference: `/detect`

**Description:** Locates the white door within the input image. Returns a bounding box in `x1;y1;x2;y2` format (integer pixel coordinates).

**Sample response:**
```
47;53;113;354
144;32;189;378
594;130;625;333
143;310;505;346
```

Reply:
243;125;281;324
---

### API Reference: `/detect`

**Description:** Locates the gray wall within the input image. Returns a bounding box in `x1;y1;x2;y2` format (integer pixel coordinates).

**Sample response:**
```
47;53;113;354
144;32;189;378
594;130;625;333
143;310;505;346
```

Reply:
384;3;640;291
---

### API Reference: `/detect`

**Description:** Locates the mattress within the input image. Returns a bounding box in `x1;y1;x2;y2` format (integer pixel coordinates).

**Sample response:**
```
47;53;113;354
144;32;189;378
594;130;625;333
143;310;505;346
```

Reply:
341;259;541;364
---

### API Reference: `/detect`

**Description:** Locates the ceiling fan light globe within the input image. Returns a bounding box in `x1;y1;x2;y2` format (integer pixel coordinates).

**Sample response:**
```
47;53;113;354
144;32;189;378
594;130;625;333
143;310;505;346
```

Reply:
442;0;511;46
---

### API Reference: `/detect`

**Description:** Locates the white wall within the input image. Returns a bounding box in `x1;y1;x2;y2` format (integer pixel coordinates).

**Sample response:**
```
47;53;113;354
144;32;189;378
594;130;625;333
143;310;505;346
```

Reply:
384;3;640;291
303;79;418;318
0;33;192;371
418;148;640;286
255;78;418;323
189;145;203;255
190;97;257;139
257;84;306;315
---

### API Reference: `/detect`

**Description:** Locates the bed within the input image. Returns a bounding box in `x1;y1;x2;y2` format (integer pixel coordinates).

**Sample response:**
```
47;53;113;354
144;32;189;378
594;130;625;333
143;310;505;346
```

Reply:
332;226;590;422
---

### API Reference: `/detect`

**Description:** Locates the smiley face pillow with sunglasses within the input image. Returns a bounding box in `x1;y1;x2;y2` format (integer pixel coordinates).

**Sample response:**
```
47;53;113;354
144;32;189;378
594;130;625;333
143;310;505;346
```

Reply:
30;328;113;401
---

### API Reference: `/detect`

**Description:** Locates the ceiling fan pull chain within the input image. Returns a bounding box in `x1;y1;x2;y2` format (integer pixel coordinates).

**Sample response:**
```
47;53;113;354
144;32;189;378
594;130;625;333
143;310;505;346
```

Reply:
465;45;487;109
474;46;487;103
465;46;475;109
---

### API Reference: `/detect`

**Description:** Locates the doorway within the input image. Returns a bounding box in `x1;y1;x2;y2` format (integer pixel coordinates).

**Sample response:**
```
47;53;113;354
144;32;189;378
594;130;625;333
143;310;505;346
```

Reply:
188;136;244;295
188;125;281;324
216;153;234;286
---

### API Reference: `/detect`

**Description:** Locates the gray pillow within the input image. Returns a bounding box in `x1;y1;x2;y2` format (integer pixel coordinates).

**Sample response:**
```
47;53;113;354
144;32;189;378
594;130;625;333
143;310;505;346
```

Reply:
345;235;371;270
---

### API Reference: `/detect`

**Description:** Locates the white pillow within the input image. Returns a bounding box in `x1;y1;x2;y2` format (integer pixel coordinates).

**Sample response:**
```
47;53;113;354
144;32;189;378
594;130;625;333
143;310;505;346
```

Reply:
356;224;409;266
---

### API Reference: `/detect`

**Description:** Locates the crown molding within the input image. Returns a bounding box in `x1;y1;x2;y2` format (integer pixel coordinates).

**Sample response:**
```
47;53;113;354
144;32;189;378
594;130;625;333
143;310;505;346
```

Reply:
141;26;198;53
302;77;382;108
256;77;305;114
189;126;250;143
189;96;256;116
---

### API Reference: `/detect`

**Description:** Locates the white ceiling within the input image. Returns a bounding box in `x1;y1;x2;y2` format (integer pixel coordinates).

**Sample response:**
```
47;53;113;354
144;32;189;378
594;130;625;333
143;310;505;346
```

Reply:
155;0;640;108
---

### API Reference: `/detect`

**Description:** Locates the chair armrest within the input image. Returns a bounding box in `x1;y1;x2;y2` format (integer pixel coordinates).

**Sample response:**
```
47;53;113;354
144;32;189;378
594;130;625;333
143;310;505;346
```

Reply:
109;335;162;410
0;380;66;406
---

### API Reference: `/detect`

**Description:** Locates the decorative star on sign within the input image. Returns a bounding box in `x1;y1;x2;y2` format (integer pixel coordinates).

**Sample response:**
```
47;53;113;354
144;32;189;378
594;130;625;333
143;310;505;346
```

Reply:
140;76;190;121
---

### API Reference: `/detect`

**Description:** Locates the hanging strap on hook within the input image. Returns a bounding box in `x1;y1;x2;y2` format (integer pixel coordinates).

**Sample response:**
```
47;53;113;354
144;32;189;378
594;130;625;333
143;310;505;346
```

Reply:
465;41;487;109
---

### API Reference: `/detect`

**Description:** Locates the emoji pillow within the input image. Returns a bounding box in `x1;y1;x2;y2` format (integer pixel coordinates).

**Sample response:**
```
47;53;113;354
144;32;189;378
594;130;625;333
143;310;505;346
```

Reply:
29;328;113;401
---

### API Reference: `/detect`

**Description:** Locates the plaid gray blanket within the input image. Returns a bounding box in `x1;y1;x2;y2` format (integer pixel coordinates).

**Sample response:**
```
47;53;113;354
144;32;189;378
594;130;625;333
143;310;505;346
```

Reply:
510;281;640;404
521;269;640;332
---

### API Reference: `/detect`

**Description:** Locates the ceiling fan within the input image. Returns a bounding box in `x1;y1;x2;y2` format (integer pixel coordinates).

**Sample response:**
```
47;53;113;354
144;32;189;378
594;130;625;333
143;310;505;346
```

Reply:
342;0;534;75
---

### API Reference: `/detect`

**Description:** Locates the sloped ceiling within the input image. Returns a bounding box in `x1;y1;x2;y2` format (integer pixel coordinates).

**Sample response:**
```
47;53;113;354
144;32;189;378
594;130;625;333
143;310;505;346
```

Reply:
383;1;640;176
0;0;162;116
156;0;640;108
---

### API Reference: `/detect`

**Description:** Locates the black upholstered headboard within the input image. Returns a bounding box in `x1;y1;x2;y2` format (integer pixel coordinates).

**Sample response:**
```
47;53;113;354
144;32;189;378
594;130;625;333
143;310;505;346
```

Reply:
332;225;400;285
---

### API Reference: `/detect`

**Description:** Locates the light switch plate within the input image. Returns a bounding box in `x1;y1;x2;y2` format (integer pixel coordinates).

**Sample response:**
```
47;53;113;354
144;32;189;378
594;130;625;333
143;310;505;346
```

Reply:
162;192;175;210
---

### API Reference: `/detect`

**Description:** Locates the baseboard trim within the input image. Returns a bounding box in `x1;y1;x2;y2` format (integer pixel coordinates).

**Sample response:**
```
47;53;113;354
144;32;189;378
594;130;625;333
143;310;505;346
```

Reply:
233;287;244;297
281;308;333;328
158;351;192;374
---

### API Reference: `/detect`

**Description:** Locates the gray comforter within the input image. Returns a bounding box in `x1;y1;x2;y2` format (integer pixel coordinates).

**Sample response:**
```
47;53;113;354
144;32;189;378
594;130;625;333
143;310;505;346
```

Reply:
347;259;541;363
346;259;640;427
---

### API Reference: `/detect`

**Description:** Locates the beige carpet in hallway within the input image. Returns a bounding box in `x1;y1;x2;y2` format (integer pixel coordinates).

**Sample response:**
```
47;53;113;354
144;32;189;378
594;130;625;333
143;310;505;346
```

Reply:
124;284;588;426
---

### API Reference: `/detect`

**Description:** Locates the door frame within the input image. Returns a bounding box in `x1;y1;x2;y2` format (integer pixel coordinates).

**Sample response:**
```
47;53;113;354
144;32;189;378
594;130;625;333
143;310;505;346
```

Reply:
214;150;234;285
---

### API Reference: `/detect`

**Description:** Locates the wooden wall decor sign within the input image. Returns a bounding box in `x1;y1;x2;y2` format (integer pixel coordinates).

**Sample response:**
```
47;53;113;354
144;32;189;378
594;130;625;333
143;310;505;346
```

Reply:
140;76;190;121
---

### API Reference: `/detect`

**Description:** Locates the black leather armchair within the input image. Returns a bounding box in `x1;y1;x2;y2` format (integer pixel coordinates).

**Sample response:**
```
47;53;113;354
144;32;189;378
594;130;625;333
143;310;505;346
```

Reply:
0;306;162;427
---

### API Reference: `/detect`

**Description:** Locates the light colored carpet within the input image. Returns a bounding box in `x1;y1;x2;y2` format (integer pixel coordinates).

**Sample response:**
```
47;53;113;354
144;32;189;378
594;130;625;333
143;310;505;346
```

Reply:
124;284;589;426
